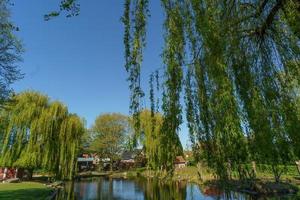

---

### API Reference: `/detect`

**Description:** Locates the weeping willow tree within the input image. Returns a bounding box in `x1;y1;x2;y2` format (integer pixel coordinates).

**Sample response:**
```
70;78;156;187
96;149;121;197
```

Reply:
52;0;299;179
182;0;299;181
0;91;84;180
122;0;183;171
121;0;149;146
121;0;300;180
134;110;163;170
158;0;186;172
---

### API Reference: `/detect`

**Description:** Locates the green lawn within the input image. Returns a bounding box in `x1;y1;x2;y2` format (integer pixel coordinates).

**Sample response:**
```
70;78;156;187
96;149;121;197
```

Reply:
0;182;53;200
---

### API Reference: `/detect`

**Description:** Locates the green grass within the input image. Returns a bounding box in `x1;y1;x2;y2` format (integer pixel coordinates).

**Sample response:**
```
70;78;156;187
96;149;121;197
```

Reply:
0;182;53;200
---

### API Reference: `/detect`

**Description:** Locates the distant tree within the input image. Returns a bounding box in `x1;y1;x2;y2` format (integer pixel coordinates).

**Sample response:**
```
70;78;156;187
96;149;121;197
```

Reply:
89;113;129;171
139;110;163;170
79;128;93;153
0;0;23;106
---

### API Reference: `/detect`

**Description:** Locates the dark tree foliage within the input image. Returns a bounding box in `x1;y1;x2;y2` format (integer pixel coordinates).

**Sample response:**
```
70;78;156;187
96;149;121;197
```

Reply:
0;0;23;106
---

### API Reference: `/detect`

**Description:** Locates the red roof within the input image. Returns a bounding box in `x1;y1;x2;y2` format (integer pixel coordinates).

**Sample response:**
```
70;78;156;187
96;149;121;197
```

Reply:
174;156;186;164
82;153;89;158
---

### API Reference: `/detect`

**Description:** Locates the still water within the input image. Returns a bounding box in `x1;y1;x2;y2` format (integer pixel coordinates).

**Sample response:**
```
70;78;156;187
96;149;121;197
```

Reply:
55;177;296;200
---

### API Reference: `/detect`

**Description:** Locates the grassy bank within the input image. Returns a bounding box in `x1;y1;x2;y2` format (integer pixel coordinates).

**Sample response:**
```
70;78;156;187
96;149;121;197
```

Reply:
0;182;53;200
108;166;213;183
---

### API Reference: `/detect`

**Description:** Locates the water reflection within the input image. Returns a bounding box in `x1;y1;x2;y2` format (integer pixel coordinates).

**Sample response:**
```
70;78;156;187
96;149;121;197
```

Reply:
55;177;294;200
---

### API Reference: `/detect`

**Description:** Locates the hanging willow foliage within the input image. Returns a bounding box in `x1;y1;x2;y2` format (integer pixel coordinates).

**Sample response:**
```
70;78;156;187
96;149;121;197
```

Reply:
149;72;156;135
0;91;84;180
159;0;185;172
124;0;299;180
182;0;300;180
122;0;149;146
139;110;163;170
146;70;175;170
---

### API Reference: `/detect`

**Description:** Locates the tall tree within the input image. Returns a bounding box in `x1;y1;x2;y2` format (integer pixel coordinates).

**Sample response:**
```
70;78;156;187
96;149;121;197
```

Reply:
0;0;23;106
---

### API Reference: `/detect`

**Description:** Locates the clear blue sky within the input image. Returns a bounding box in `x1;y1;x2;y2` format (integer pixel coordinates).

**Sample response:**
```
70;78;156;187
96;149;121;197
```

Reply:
10;0;190;148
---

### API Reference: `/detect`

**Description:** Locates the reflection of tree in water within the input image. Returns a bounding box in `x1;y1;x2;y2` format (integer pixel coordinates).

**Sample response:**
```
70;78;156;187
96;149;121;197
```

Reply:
55;181;75;200
135;177;187;200
219;191;252;200
201;185;252;200
55;177;252;200
55;178;119;200
202;186;223;196
97;177;114;199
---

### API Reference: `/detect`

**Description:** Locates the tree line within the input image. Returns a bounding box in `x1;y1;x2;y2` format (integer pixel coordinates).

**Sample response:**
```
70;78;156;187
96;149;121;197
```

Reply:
81;110;183;172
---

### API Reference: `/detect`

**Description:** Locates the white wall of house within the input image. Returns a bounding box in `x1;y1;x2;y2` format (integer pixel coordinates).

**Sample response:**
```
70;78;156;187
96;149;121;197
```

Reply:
175;163;186;169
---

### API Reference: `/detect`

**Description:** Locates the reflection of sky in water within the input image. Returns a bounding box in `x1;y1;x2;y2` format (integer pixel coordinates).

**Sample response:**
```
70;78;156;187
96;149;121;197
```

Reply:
112;179;144;200
186;184;214;200
72;179;144;200
74;182;99;199
66;178;252;200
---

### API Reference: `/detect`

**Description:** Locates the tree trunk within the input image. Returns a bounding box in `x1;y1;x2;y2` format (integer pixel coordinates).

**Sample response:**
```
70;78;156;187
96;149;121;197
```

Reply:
196;163;203;182
295;161;300;175
251;161;257;175
29;169;33;180
110;158;113;172
15;168;18;178
237;165;243;180
271;165;281;183
3;168;7;179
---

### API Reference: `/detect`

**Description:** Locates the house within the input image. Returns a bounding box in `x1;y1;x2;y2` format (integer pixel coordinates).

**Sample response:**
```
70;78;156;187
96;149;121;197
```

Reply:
119;149;145;169
0;168;24;180
0;168;15;180
77;153;99;171
174;156;187;169
77;157;95;171
91;153;100;165
120;151;135;170
120;151;135;163
81;153;89;158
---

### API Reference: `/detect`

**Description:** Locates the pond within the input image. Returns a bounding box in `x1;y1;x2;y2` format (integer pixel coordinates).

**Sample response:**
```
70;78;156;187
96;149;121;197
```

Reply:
55;177;296;200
